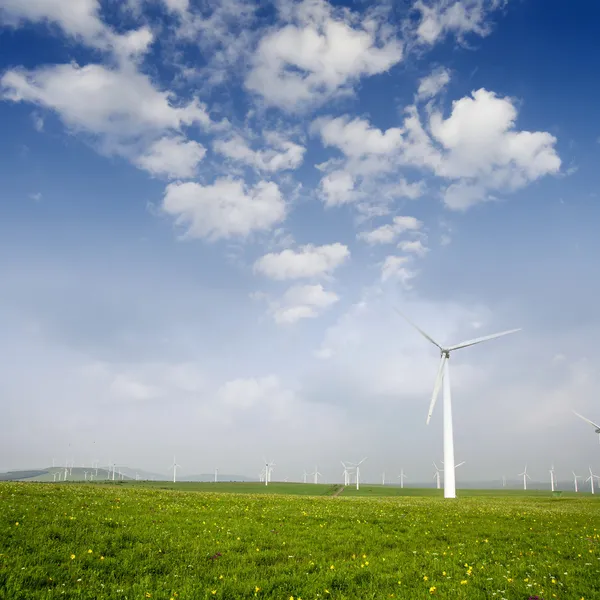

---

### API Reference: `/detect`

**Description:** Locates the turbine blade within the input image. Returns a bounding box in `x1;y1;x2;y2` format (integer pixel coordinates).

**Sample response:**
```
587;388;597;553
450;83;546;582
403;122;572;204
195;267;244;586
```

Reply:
426;355;446;425
455;461;465;468
573;411;600;429
447;328;522;352
394;308;442;350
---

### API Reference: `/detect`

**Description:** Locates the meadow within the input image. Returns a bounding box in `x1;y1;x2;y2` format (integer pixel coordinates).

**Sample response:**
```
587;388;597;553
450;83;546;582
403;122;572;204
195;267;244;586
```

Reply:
1;482;599;600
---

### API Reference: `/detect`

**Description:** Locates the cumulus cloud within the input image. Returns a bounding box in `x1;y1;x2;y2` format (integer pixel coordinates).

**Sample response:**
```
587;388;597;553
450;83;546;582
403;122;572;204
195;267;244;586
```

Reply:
134;136;206;179
254;243;350;280
315;88;560;211
417;66;451;100
398;239;429;256
214;132;305;173
412;0;506;46
380;255;417;285
271;284;339;324
358;216;423;245
1;62;211;173
218;375;294;413
161;179;286;241
246;0;403;110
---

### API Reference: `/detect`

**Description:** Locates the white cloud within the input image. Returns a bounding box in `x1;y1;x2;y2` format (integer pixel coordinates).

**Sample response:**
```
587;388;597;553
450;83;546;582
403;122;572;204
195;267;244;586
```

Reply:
380;255;417;286
0;0;153;60
428;88;561;208
398;239;429;256
109;373;160;402
412;0;505;46
134;136;206;179
316;88;560;211
417;66;451;100
161;179;286;241
213;132;305;172
359;216;423;244
1;62;211;173
314;115;403;157
218;375;292;410
254;243;350;280
246;0;403;110
28;192;42;202
1;63;209;137
271;284;339;324
319;170;355;206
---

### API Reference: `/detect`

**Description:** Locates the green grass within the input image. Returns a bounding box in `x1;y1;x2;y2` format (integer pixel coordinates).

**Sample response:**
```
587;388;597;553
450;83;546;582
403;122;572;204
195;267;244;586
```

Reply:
1;483;599;600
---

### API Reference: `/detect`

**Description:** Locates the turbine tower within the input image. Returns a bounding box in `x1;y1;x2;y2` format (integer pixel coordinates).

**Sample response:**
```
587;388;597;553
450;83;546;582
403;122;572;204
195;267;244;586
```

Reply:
518;465;531;490
586;466;597;494
312;467;322;484
350;458;367;490
396;308;520;499
573;411;600;443
341;461;352;486
214;467;218;483
549;465;556;492
171;457;181;483
263;460;275;486
572;471;581;493
433;462;441;489
398;468;406;489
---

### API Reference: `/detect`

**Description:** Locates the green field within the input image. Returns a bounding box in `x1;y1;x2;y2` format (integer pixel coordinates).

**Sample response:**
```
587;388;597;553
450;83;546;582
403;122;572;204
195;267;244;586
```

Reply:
1;482;599;600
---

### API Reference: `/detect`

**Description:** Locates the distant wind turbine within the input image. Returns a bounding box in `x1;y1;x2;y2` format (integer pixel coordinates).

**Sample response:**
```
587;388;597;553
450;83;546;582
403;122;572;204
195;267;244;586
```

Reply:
312;467;322;484
214;467;218;483
263;459;275;486
549;465;556;492
572;471;581;493
518;465;531;490
396;308;520;499
573;411;600;443
586;466;597;494
350;458;367;490
398;469;406;489
433;462;442;489
341;461;352;486
171;457;181;483
382;472;385;486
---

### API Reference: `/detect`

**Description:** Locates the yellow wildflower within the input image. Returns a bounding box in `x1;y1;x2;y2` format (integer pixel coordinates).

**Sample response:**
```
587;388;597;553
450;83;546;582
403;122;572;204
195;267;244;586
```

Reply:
461;580;468;585
70;554;76;560
429;586;436;594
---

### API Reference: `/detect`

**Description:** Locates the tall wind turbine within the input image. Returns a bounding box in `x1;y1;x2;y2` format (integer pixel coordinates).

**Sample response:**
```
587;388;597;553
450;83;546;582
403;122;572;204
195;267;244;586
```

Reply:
351;458;367;490
312;467;322;484
171;457;181;483
263;460;275;486
341;461;352;486
433;462;441;489
303;470;308;484
398;469;406;489
214;468;218;483
549;465;556;492
573;411;600;443
572;471;581;493
396;309;520;499
518;465;531;490
586;466;597;494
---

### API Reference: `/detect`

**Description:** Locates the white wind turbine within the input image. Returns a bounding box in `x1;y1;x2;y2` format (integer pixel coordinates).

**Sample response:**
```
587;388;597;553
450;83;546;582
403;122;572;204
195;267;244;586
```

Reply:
263;460;275;486
549;465;556;492
214;468;218;483
382;472;385;486
433;462;442;489
312;466;322;484
572;471;581;493
84;471;88;481
398;469;407;489
573;411;600;443
341;461;352;486
350;458;367;490
171;457;181;483
396;309;520;499
518;465;531;490
586;466;597;494
303;470;308;484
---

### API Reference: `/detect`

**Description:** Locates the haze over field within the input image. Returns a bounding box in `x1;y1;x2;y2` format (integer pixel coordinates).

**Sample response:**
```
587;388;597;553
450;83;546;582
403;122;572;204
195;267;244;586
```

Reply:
1;0;600;483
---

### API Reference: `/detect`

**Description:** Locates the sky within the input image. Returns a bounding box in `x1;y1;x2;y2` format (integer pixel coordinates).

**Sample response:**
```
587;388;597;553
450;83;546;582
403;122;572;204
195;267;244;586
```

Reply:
1;0;600;484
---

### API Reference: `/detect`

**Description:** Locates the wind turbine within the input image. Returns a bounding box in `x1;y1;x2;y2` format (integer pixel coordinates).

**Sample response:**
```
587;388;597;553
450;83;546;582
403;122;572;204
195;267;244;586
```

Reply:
396;308;520;499
171;457;181;483
312;467;322;484
341;461;352;486
398;469;406;489
573;411;600;443
382;472;385;486
214;468;218;483
502;475;506;488
263;460;275;486
350;458;367;490
572;471;581;493
84;471;88;481
518;465;531;490
586;466;597;494
433;462;442;489
549;465;556;492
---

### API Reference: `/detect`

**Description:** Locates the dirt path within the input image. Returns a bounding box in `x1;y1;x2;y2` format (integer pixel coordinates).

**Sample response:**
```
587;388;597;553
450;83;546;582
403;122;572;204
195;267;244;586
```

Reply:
332;485;345;497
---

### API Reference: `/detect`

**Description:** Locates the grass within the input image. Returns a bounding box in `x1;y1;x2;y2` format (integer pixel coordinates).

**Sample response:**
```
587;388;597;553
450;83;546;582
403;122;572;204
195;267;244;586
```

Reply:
1;482;599;600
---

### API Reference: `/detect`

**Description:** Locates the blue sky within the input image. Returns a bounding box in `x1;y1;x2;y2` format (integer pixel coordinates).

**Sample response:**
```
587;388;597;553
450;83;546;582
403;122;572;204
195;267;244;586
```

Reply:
1;0;599;484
